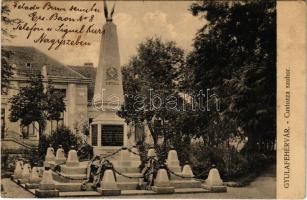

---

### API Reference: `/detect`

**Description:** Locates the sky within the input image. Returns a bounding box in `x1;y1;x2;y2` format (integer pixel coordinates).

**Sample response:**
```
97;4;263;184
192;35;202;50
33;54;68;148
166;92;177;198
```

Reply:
3;1;206;67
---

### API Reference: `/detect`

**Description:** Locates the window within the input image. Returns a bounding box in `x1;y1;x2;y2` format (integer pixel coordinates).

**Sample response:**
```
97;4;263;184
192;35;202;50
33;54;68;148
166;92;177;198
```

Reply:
26;63;32;74
21;122;38;139
1;109;5;139
54;89;66;98
101;125;123;146
50;112;64;133
1;87;8;95
91;124;98;146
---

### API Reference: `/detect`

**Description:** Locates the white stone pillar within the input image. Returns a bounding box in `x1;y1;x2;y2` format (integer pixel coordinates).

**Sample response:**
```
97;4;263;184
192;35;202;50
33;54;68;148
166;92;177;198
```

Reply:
67;84;76;131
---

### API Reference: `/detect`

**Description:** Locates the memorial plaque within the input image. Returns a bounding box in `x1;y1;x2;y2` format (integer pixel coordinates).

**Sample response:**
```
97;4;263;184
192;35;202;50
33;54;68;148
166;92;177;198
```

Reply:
101;125;124;146
91;124;98;146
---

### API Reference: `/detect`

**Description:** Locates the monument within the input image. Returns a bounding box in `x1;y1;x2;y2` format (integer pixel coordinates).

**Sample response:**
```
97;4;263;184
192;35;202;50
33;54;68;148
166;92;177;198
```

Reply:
90;1;128;155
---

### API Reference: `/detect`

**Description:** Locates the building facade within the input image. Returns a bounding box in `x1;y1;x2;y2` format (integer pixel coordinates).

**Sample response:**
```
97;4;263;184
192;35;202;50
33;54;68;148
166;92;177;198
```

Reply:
1;46;91;149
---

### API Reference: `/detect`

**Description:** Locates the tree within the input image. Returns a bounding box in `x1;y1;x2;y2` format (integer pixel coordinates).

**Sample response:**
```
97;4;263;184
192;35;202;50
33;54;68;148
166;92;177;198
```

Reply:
45;126;82;155
1;1;20;94
1;1;20;41
118;37;185;149
9;72;66;156
46;82;66;127
186;0;276;151
1;48;14;94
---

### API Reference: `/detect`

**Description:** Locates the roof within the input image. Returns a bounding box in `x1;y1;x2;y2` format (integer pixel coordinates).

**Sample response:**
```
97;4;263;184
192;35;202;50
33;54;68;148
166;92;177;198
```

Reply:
2;46;88;80
68;65;96;80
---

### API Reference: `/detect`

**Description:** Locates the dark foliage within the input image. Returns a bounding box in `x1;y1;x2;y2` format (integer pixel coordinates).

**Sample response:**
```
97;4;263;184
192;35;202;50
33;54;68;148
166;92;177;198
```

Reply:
9;73;66;157
1;48;14;94
43;126;82;156
186;0;276;152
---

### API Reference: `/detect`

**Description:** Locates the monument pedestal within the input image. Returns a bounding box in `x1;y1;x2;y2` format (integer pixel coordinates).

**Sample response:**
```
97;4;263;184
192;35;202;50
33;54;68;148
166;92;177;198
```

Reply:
89;19;130;156
90;112;128;156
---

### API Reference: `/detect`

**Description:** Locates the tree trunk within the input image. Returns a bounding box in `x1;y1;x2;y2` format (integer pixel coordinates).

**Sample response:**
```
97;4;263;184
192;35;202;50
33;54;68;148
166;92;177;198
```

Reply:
38;119;46;158
147;122;158;147
50;120;53;133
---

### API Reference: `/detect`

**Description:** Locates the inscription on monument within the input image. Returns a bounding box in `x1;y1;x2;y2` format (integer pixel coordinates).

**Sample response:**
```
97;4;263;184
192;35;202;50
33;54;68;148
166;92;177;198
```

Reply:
101;125;123;146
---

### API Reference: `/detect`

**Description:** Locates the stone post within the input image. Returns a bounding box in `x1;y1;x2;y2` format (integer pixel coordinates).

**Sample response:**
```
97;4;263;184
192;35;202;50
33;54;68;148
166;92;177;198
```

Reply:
66;146;79;167
44;144;55;167
26;164;41;189
202;165;227;192
35;167;59;197
181;161;194;179
21;163;31;184
97;167;121;196
166;147;181;173
13;160;23;180
55;145;66;165
147;147;157;158
152;164;175;194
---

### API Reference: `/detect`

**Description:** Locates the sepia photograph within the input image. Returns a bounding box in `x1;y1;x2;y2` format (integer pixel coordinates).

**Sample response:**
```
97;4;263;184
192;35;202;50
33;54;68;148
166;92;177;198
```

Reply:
2;0;302;198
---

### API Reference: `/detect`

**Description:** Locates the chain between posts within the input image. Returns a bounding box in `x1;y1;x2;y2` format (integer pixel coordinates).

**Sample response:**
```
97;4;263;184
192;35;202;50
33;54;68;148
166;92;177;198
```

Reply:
127;148;141;156
113;168;143;179
51;147;205;181
53;170;87;180
166;168;196;179
100;148;122;159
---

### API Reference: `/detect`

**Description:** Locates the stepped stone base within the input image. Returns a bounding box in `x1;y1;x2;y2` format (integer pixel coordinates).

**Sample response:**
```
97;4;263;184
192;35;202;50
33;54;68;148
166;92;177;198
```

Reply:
55;181;82;192
116;173;142;182
25;183;40;189
66;162;79;167
168;166;181;173
152;186;175;194
52;173;84;183
44;161;56;168
11;175;20;181
115;166;139;173
55;159;66;165
170;180;202;188
131;161;141;167
117;182;139;190
61;165;87;174
35;189;59;198
202;184;227;192
97;188;121;196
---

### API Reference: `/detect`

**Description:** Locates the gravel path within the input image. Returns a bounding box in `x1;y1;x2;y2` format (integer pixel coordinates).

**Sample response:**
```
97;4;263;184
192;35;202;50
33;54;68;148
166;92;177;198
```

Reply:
1;179;34;198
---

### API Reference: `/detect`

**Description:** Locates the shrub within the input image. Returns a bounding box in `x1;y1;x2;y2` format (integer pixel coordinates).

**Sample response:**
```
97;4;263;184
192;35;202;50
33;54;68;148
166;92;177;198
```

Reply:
77;143;94;161
189;143;275;180
43;126;82;156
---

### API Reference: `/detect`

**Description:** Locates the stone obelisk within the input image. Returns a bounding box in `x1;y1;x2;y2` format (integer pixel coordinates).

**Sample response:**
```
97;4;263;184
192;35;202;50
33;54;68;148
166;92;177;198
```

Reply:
91;1;127;155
